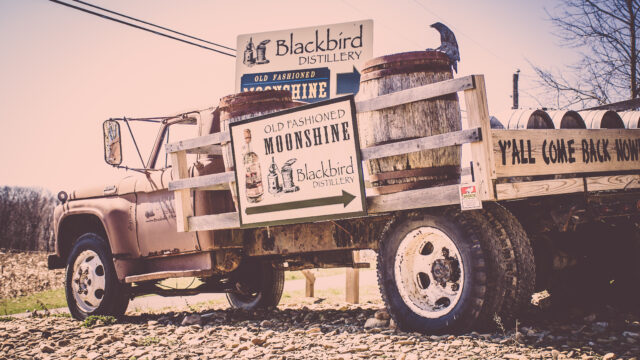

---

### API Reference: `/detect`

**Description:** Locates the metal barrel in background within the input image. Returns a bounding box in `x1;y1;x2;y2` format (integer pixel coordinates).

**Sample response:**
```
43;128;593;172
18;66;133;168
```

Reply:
495;109;555;129
355;51;463;195
620;111;640;129
547;110;586;129
578;110;624;129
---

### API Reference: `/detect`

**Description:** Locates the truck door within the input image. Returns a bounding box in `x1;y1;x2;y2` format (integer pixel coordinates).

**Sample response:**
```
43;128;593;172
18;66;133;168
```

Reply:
135;169;199;257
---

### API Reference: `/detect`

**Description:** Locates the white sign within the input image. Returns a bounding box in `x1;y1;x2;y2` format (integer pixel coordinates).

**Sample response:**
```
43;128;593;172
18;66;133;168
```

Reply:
235;20;373;103
230;97;367;227
459;183;483;211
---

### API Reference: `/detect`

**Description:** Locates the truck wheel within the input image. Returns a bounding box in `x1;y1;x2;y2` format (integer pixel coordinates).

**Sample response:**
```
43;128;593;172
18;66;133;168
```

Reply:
226;261;284;310
65;233;129;320
484;203;535;318
377;211;486;334
459;210;518;329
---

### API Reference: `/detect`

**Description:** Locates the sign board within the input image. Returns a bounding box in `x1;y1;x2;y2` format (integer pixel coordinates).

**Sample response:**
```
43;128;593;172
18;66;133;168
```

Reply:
235;20;373;103
229;96;367;227
492;129;640;177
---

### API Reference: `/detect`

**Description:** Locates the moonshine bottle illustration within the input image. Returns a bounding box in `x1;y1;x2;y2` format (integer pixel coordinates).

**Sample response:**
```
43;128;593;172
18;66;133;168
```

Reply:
281;158;300;193
243;129;263;203
267;156;282;195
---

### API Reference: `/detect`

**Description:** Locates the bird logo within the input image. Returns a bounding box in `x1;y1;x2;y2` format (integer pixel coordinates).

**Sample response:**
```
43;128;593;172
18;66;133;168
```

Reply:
428;22;460;73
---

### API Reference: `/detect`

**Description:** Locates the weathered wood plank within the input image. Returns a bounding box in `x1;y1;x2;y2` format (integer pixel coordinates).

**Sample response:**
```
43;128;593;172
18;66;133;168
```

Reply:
166;131;230;153
185;144;223;155
492;129;640;177
360;128;481;161
496;178;585;200
188;212;240;231
464;75;496;200
355;76;475;113
586;174;640;191
170;150;193;232
346;250;360;304
366;184;460;213
168;171;235;191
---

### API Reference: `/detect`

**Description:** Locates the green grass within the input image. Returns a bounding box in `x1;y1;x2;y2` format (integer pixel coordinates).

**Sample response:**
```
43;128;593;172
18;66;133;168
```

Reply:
82;315;116;327
0;288;66;315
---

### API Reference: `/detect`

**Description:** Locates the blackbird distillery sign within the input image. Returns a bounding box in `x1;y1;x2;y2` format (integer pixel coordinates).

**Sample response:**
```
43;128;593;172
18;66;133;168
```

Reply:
235;20;373;103
492;129;640;177
229;96;367;227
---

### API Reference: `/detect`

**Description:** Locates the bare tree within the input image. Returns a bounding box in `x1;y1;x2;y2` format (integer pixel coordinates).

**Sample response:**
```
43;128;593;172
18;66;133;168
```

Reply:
532;0;640;109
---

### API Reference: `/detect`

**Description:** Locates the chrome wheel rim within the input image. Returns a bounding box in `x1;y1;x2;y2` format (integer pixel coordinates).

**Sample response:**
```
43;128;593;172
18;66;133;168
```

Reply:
394;227;464;318
71;250;106;313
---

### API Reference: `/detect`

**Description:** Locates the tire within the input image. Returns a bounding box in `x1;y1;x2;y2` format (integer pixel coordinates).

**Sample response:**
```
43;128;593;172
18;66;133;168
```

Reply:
226;260;284;310
484;203;535;318
376;210;487;334
458;210;518;329
65;233;129;320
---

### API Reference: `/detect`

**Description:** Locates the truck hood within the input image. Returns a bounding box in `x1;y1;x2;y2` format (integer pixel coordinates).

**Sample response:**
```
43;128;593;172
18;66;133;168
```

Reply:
68;175;138;200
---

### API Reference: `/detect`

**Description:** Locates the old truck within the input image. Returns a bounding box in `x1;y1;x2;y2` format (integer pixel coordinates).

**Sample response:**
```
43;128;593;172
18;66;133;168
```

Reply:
48;66;640;334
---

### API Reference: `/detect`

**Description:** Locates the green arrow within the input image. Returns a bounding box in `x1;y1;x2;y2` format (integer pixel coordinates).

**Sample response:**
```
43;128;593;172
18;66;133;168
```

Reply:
245;190;356;215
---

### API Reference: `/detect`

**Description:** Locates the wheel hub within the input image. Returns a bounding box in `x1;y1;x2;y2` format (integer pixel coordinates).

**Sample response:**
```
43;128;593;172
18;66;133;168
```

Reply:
71;250;106;313
431;259;453;285
394;226;465;318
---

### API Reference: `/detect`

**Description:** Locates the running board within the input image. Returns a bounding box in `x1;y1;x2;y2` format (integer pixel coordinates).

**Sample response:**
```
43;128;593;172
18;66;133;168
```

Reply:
124;269;214;284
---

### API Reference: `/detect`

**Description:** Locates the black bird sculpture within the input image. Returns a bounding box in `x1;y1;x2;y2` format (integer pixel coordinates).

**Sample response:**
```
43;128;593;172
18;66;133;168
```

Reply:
429;22;460;73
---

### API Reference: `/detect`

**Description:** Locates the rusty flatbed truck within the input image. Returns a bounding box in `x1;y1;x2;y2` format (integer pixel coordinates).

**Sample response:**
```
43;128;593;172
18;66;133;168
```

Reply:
48;74;640;334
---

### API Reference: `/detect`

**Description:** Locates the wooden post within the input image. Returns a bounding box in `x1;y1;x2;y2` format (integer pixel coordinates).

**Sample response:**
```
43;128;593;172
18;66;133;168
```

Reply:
346;251;360;304
464;75;496;201
301;270;316;297
169;150;193;232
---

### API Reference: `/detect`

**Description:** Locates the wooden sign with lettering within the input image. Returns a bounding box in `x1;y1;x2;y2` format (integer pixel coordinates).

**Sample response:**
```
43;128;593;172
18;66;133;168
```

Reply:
492;129;640;177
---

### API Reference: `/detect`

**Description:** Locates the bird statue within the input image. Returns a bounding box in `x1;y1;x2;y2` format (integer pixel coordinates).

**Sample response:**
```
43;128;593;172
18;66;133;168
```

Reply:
428;22;460;73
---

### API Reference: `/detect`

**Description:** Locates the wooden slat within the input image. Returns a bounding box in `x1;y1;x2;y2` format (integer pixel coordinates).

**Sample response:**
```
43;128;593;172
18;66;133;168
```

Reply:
169;171;235;191
166;131;230;153
188;212;240;231
464;75;496;201
587;174;640;191
367;184;460;213
496;178;585;200
492;129;640;177
185;144;223;156
355;76;475;113
361;127;481;161
170;150;193;232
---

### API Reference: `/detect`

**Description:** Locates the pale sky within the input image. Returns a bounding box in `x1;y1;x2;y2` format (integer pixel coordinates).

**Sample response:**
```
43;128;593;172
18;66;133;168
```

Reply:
0;0;577;192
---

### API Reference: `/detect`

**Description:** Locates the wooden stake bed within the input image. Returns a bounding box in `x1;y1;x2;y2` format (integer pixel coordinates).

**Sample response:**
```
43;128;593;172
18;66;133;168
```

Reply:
166;75;640;232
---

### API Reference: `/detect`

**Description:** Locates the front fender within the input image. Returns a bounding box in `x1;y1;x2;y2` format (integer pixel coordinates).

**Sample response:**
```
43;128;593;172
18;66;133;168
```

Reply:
55;194;140;258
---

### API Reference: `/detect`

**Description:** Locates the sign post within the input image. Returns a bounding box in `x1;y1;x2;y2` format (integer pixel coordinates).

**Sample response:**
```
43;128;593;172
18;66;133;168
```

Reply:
235;20;373;103
229;97;367;228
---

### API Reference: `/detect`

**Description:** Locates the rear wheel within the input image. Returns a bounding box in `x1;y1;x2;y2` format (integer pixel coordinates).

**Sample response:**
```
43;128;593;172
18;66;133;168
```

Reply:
377;210;487;334
226;260;284;310
65;233;129;320
484;203;535;320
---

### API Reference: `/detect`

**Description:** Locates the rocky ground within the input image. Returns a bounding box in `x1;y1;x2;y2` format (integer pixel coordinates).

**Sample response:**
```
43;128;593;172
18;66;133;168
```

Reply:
0;249;64;299
1;300;639;360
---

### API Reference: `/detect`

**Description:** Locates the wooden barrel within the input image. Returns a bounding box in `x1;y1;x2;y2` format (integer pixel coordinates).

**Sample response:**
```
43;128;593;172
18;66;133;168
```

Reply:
547;110;586;129
355;51;462;195
497;109;554;129
578;110;624;129
620;111;640;129
219;90;301;172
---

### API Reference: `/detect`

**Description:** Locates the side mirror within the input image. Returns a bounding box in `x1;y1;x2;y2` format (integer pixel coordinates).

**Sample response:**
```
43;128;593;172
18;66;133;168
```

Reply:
103;120;122;166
